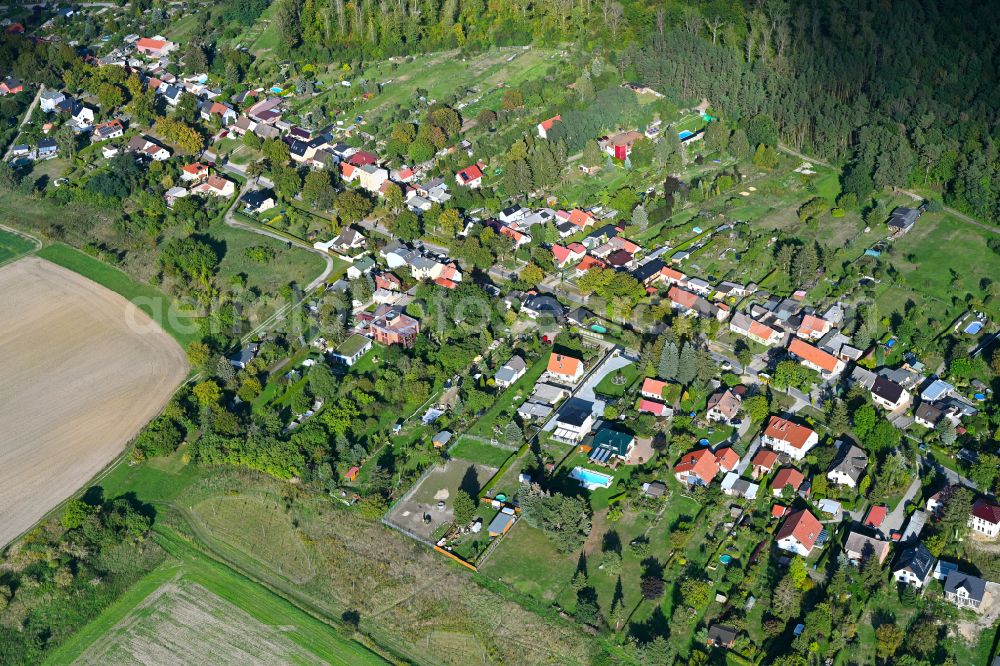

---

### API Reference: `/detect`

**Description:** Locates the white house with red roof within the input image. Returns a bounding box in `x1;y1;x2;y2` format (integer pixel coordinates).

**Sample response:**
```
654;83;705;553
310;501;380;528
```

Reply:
455;162;485;188
560;208;595;230
667;285;699;314
761;416;818;461
969;499;1000;539
776;509;823;557
788;338;845;379
641;378;670;400
545;352;584;384
674;448;719;486
191;174;236;198
537;115;561;139
551;243;586;268
638;398;671;417
181;162;210;182
797;314;832;340
730;313;784;346
135;36;176;58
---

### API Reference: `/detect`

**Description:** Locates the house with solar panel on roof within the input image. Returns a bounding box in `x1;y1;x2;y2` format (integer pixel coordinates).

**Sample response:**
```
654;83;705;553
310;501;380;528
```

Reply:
586;427;635;466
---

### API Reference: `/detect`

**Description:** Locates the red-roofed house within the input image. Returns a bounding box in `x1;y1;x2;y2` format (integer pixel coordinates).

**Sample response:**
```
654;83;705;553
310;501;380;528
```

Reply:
575;255;606;276
772;504;788;519
797;314;832;340
537;115;561;139
455;162;485;188
345;466;360;482
641;378;669;400
552;243;586;268
750;449;779;479
135;37;176;57
761;416;818;460
788;337;845;379
566;208;595;230
775;509;823;556
192;174;236;198
0;77;23;95
638;398;670;417
433;277;458;289
667;286;699;313
181;162;210;182
970;499;1000;539
660;266;687;286
771;467;805;497
714;447;740;474
864;505;888;529
347;151;378;166
546;352;584;384
340;162;357;181
674;448;720;486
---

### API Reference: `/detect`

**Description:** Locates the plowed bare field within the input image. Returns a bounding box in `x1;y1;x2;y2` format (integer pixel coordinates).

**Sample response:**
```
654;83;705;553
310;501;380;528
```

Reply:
0;257;187;547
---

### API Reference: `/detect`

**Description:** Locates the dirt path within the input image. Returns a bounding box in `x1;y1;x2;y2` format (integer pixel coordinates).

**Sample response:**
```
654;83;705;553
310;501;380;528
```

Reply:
0;257;188;547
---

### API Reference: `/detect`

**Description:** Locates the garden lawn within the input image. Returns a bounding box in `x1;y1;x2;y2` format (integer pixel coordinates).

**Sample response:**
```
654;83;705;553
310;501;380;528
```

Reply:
450;438;514;468
478;523;576;603
594;362;639;397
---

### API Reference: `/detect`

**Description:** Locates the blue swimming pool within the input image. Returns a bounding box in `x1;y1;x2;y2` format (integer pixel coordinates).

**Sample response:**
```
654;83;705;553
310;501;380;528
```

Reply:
678;130;694;140
965;321;984;335
571;466;613;490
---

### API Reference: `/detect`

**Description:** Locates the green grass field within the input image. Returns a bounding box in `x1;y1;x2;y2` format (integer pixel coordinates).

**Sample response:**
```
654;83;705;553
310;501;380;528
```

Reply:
191;494;317;584
594;362;639;397
35;244;202;347
46;527;386;666
205;220;329;296
449;437;515;468
0;227;37;265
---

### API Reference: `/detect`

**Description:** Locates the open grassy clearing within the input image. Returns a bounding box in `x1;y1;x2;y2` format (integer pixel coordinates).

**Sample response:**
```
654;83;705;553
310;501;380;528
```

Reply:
888;211;1000;318
191;494;317;584
35;244;202;347
0;257;188;548
204;219;329;296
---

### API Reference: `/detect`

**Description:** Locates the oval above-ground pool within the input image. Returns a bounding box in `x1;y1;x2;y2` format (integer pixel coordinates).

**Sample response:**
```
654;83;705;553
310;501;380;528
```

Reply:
964;321;984;335
720;554;733;564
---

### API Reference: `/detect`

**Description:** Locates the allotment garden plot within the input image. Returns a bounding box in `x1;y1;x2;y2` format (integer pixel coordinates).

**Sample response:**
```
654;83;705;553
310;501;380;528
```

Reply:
386;458;497;541
0;257;188;547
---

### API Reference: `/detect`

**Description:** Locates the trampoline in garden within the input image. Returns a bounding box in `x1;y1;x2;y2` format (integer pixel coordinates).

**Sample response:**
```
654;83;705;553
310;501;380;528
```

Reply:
964;321;984;335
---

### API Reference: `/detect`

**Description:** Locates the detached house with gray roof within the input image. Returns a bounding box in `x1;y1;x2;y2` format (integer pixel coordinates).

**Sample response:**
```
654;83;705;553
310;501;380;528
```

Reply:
826;440;868;489
944;570;987;611
494;355;527;389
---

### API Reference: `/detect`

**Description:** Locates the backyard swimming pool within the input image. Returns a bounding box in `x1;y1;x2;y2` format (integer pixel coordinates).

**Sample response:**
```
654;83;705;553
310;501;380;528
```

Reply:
570;466;614;490
964;321;984;335
678;130;694;140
